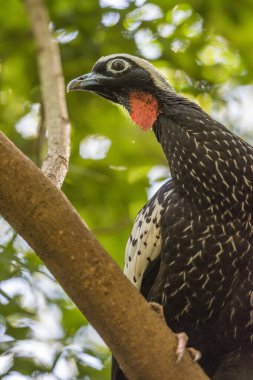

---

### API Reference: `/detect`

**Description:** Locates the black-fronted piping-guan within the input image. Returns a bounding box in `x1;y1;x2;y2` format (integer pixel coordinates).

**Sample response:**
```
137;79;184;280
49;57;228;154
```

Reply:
67;54;253;380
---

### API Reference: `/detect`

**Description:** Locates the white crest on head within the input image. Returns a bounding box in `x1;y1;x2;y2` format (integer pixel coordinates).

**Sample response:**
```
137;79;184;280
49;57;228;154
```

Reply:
97;53;174;92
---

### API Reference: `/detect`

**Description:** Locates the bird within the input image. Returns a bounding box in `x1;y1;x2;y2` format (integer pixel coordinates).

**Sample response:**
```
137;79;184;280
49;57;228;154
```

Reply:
67;54;253;380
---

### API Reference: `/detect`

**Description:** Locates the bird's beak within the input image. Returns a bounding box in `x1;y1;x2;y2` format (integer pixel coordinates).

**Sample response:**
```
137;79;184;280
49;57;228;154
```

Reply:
67;72;119;103
67;72;109;92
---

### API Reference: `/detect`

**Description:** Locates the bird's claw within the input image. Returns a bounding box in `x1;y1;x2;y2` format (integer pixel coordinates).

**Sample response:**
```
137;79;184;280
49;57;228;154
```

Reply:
176;332;189;363
176;332;201;364
149;310;202;364
188;347;202;362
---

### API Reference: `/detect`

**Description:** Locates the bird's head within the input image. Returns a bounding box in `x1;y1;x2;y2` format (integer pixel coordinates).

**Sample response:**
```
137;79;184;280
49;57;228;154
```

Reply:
67;54;174;131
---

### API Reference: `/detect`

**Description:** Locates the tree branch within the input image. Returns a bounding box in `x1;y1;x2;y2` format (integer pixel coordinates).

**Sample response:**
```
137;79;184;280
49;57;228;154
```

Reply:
24;0;70;188
0;131;209;380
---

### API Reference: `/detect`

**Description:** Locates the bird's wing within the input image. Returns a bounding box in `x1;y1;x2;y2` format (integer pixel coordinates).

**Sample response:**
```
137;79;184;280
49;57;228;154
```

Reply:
124;179;175;290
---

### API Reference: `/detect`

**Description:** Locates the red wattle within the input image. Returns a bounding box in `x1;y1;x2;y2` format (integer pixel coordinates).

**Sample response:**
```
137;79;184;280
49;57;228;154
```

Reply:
129;91;159;131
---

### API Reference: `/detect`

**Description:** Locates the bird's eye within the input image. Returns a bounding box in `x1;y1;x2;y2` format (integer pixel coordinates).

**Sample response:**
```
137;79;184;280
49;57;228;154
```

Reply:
111;59;125;71
107;59;130;74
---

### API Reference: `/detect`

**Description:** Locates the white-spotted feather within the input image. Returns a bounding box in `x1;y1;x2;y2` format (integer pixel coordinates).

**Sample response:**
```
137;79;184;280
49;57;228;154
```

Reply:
124;187;173;290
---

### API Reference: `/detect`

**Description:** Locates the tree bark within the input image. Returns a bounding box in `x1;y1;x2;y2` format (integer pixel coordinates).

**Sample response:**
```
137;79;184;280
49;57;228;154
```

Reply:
0;131;209;380
24;0;71;188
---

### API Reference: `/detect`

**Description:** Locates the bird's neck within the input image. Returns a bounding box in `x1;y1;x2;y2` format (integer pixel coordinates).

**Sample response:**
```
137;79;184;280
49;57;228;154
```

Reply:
153;95;253;222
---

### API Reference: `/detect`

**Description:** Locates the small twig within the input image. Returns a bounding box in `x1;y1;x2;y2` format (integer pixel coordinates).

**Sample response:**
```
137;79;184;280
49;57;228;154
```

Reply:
24;0;70;188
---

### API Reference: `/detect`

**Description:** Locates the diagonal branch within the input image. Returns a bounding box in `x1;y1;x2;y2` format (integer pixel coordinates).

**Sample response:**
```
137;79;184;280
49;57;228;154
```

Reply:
0;131;209;380
24;0;70;188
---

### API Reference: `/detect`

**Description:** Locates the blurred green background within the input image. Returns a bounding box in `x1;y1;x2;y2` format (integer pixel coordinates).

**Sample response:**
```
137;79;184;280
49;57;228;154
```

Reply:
1;0;253;378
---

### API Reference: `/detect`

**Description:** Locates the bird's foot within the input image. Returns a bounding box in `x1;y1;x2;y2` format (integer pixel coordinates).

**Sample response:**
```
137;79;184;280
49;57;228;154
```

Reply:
149;305;201;364
176;332;201;364
176;332;188;363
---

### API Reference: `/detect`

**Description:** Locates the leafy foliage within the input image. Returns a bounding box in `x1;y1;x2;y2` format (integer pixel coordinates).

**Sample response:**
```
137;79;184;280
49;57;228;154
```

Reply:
1;0;253;378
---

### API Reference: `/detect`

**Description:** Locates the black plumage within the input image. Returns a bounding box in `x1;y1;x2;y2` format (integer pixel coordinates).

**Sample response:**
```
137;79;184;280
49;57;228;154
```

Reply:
68;54;253;380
